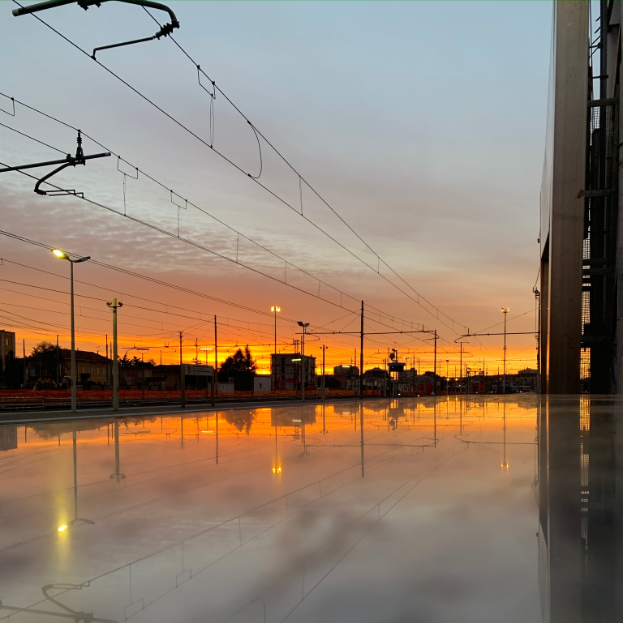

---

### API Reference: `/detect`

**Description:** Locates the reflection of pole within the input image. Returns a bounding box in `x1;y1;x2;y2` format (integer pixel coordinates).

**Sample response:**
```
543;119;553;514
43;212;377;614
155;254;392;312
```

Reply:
360;402;365;477
73;424;78;522
322;403;326;434
110;420;125;482
215;412;220;467
502;402;508;469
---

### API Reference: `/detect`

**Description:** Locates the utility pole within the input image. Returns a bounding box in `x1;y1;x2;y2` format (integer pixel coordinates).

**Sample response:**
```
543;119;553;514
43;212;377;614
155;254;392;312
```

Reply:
214;315;218;398
271;305;280;392
460;342;464;394
22;339;26;387
180;331;186;408
105;333;109;388
432;330;438;396
360;301;364;399
322;343;326;401
106;298;123;411
56;334;60;384
501;307;509;394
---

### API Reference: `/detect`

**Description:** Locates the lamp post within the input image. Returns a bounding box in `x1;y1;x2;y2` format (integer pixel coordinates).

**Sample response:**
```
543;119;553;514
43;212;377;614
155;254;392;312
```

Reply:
297;321;309;401
501;307;509;394
106;298;123;411
271;306;280;391
446;359;449;394
201;347;213;403
52;249;90;412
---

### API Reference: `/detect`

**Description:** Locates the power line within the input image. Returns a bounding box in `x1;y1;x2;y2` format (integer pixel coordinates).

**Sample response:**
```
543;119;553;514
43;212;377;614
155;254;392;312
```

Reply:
0;94;430;335
7;4;468;335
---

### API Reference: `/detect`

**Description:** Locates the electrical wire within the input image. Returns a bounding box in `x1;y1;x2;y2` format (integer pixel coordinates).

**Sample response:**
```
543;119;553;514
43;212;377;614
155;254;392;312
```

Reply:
7;5;469;336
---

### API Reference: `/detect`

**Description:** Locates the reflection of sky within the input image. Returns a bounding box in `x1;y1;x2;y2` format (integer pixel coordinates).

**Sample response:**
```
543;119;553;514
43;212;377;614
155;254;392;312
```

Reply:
0;2;551;371
0;397;539;622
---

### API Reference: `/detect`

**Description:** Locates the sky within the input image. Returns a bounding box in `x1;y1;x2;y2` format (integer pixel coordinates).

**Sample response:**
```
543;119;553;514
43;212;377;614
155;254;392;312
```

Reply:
0;1;553;375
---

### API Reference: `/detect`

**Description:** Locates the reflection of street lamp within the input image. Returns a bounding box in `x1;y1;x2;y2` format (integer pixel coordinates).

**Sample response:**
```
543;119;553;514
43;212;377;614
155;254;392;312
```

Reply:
52;249;90;412
297;322;309;401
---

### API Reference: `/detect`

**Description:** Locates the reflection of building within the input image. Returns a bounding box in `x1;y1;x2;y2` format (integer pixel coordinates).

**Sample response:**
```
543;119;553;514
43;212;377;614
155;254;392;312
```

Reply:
0;329;15;371
270;410;316;427
271;354;316;390
538;397;623;621
0;425;17;451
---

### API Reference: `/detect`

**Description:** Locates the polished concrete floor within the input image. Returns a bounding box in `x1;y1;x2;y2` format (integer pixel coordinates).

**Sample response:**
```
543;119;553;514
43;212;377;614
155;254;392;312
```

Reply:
1;395;613;622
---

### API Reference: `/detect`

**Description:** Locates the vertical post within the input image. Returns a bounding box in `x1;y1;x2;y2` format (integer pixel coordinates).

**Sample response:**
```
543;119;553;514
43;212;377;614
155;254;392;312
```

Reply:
360;301;364;399
322;344;326;401
301;326;306;402
433;330;438;396
180;331;186;408
111;299;120;411
460;342;463;395
502;308;508;394
214;315;218;398
56;334;60;384
22;339;26;387
70;260;77;413
105;334;108;388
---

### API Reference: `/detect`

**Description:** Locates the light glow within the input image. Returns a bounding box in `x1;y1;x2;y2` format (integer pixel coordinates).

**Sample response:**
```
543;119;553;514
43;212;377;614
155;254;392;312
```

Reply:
52;249;67;259
58;524;68;532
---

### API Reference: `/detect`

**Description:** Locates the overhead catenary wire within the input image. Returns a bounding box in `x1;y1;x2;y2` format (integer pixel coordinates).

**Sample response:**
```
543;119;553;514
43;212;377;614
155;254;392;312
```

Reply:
0;105;430;337
7;3;468;337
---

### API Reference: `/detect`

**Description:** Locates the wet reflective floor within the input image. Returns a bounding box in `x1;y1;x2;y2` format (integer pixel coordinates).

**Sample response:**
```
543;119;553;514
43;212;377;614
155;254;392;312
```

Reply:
0;396;615;622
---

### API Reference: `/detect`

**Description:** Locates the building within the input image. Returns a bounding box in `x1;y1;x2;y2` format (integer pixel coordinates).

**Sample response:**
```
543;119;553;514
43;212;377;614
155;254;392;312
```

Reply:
271;353;316;390
254;375;272;392
0;330;15;372
539;1;623;393
0;425;17;452
27;348;112;387
333;365;359;390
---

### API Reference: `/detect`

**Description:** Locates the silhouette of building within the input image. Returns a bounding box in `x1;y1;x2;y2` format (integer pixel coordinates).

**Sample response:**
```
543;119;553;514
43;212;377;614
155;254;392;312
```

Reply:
271;353;316;390
0;329;15;372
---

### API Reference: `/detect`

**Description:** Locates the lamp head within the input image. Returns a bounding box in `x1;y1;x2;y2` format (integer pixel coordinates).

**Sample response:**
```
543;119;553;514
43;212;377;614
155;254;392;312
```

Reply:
271;306;281;313
75;256;91;264
52;249;68;260
501;307;510;313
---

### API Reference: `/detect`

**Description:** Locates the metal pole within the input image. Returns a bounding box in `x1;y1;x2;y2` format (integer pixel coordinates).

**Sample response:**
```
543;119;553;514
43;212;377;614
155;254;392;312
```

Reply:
360;301;364;399
460;342;463;395
112;299;120;411
503;311;507;394
301;327;306;402
432;330;437;396
56;334;60;384
214;315;218;398
322;344;326;401
70;260;77;412
274;307;277;391
180;331;186;408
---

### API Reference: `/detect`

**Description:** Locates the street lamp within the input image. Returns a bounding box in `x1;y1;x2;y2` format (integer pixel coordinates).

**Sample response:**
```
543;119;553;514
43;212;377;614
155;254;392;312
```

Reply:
271;306;281;390
52;249;90;412
501;307;510;394
297;321;309;401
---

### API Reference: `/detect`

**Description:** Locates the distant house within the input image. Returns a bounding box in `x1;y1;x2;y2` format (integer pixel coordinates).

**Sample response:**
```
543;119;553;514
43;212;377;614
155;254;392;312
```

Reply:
271;353;316;390
254;376;272;392
0;329;16;372
28;348;112;387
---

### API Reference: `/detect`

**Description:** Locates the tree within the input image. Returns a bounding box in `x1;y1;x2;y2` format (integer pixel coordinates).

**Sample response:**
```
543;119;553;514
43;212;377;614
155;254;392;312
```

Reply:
218;346;256;390
29;341;62;381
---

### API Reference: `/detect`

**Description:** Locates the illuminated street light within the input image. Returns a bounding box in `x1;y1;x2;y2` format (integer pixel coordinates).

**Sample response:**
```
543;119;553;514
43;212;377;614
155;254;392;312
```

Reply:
52;249;91;412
